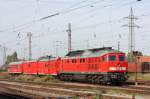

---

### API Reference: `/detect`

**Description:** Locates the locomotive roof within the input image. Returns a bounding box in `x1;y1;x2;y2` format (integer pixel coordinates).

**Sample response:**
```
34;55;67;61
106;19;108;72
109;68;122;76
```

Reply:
65;47;122;58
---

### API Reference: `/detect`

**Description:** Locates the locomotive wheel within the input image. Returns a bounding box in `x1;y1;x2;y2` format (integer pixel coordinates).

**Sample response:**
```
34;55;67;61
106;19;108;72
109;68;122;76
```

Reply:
68;74;73;81
88;75;93;83
91;77;95;84
86;75;91;83
59;74;64;80
64;75;68;81
91;75;97;84
95;76;100;84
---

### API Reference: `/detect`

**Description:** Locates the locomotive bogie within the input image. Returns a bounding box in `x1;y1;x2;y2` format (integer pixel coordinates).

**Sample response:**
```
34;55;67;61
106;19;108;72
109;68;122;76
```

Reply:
58;72;127;84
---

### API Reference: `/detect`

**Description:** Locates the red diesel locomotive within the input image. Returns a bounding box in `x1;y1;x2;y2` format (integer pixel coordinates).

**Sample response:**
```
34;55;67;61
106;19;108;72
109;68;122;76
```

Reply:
7;47;128;84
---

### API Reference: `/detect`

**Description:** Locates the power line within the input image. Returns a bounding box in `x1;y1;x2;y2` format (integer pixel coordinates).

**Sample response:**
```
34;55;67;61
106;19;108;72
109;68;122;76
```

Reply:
0;0;146;51
40;0;105;21
0;0;142;33
70;0;140;25
0;0;96;32
60;0;104;14
62;0;90;10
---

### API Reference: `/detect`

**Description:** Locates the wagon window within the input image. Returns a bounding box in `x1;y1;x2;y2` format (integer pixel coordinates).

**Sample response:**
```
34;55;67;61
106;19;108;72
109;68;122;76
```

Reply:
72;59;76;63
99;58;101;62
109;55;116;61
83;59;85;62
88;58;92;63
28;64;31;67
74;59;77;63
17;65;20;69
80;59;82;63
67;60;69;63
119;55;125;61
95;58;97;62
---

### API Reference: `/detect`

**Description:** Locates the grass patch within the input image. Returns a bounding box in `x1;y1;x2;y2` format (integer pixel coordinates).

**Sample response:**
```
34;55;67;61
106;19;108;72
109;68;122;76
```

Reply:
128;73;150;81
11;75;36;81
33;75;54;82
0;72;12;79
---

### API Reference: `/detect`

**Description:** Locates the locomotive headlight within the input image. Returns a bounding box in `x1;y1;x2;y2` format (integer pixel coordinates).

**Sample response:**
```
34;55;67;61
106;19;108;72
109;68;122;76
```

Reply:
120;67;126;70
109;67;116;70
109;67;126;70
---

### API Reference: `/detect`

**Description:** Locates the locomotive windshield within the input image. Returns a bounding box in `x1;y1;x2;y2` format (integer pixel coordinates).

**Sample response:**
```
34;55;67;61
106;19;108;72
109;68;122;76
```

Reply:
109;55;116;61
119;55;125;61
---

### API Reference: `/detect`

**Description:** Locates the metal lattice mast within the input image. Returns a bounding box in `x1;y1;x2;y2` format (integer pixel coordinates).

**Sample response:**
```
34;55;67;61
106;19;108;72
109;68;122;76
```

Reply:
123;8;139;62
0;45;6;65
3;47;6;64
27;32;32;60
66;23;72;52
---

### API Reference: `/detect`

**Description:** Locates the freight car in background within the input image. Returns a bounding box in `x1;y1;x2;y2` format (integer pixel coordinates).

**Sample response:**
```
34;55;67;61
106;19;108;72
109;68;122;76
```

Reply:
128;56;150;73
7;47;128;84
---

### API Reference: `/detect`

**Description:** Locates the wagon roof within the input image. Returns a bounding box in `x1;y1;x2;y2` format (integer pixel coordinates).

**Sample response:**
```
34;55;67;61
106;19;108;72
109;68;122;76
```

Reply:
65;47;122;58
9;61;24;65
37;55;56;61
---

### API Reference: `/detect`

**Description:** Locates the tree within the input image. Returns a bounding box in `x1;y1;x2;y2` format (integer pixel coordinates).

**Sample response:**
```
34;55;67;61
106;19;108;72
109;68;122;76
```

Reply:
128;51;143;62
5;52;18;64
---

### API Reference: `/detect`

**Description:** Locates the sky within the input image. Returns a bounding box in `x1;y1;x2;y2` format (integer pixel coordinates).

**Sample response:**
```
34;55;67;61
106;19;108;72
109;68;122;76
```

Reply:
0;0;149;64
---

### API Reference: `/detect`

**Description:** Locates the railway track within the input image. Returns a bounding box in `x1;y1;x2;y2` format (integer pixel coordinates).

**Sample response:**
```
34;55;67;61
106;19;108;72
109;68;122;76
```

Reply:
127;80;150;85
0;79;149;98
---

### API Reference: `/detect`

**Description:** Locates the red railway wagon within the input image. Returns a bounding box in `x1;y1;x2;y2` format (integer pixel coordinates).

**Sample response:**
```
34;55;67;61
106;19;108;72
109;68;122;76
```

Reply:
47;58;61;75
58;47;128;84
7;61;23;74
22;60;38;75
37;56;61;75
37;60;48;75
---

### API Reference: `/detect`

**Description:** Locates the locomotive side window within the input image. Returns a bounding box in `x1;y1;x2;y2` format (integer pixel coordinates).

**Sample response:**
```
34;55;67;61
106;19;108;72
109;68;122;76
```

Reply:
74;59;76;63
80;58;85;63
80;59;82;63
88;58;90;63
109;55;116;61
83;59;85;62
119;55;125;61
103;56;108;61
99;58;101;62
72;59;77;63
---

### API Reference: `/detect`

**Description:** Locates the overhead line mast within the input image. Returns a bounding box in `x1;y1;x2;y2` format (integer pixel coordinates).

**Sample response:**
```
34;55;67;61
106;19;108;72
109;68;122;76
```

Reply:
66;23;72;53
123;8;140;62
27;32;32;60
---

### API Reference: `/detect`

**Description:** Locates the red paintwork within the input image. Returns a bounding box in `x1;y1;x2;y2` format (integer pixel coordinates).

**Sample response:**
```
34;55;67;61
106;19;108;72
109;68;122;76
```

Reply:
107;53;128;73
60;53;128;74
38;61;48;75
37;58;61;75
22;61;38;74
8;52;128;75
7;62;23;73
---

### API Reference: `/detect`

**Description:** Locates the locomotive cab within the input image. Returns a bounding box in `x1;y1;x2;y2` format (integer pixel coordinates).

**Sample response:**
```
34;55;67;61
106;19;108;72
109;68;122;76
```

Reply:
106;53;128;83
108;53;127;72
